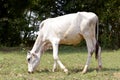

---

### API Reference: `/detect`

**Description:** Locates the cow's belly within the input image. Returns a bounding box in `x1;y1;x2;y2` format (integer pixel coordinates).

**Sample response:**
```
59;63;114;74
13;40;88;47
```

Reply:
60;33;83;45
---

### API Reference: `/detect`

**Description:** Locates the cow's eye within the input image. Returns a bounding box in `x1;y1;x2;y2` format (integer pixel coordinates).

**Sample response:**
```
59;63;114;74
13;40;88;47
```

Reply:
27;58;31;62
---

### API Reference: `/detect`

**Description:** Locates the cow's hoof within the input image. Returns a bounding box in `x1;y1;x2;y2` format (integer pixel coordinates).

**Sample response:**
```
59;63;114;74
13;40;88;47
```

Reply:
52;68;56;72
82;70;87;74
64;68;69;74
97;65;102;71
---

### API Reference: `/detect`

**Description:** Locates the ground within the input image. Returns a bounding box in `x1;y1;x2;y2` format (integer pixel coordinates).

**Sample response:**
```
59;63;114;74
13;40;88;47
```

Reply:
0;46;120;80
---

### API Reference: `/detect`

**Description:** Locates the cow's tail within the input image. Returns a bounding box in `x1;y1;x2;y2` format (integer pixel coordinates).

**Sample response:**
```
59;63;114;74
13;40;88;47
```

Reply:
95;18;99;60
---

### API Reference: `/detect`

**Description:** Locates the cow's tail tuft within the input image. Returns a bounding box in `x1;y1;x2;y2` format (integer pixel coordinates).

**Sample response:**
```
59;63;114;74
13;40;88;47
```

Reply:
95;41;99;59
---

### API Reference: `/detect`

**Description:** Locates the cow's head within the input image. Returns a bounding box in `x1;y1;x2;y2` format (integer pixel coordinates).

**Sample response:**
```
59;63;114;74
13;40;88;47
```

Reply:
26;51;40;73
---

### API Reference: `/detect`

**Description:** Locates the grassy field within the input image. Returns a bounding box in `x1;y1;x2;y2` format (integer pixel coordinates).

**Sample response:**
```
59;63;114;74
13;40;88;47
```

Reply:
0;46;120;80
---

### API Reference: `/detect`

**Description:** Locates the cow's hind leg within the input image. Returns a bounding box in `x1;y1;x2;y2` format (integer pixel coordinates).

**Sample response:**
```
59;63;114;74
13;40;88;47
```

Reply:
95;41;102;70
51;39;68;73
82;38;95;74
97;45;102;70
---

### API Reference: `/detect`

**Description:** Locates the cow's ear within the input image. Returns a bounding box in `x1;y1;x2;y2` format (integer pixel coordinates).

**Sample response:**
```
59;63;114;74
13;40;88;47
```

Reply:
27;50;31;55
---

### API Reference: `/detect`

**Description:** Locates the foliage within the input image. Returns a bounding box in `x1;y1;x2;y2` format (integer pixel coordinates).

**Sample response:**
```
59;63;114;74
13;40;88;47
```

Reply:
0;0;120;49
0;0;32;46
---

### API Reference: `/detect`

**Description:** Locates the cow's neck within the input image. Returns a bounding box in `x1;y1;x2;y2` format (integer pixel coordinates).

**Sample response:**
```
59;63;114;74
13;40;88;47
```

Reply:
30;34;43;54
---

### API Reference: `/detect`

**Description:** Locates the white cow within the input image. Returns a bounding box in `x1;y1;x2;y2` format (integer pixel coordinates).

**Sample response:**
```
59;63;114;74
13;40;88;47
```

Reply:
27;12;102;74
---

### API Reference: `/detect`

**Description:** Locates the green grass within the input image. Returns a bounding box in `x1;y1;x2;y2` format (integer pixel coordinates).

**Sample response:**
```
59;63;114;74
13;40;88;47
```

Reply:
0;46;120;80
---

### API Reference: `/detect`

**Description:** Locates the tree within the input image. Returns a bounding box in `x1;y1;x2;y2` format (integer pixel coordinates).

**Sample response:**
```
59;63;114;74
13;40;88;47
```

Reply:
0;0;32;46
0;0;119;49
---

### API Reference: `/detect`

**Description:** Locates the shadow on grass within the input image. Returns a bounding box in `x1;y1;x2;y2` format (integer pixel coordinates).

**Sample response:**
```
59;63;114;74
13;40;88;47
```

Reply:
102;67;120;72
35;66;120;74
36;68;51;73
83;67;120;73
69;67;120;74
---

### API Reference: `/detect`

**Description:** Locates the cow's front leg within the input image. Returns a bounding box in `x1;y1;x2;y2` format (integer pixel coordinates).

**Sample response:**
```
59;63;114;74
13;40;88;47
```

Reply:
52;60;57;72
51;40;68;74
57;59;68;73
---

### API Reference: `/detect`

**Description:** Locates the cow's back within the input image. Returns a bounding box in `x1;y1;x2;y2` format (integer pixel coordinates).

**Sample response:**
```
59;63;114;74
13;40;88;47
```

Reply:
40;12;97;45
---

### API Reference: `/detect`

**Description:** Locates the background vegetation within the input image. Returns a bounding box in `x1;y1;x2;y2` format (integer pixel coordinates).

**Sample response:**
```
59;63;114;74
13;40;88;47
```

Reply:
0;0;120;49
